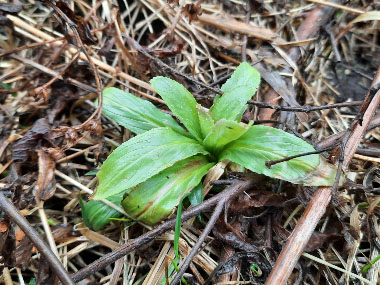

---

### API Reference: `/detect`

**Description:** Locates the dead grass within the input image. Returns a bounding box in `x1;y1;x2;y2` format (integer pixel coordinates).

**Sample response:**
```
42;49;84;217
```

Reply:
0;0;380;284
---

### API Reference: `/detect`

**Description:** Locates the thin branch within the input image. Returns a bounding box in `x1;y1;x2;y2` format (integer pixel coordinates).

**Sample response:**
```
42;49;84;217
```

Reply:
0;192;75;285
248;100;362;113
265;146;335;168
69;180;254;282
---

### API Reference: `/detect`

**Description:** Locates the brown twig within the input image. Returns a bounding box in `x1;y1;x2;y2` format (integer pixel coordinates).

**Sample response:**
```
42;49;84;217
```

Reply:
0;192;75;285
249;100;362;113
69;180;254;282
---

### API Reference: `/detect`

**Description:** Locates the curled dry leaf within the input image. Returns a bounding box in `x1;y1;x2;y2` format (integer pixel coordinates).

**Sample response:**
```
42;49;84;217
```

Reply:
35;148;56;201
0;221;32;268
83;118;103;138
12;118;51;162
45;146;65;161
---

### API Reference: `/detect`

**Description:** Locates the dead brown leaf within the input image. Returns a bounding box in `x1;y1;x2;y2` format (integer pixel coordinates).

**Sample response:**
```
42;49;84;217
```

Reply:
51;225;78;242
0;219;15;267
0;221;8;232
35;148;56;202
12;118;51;162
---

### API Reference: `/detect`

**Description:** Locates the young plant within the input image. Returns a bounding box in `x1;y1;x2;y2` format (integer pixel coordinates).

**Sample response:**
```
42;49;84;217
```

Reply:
93;62;338;226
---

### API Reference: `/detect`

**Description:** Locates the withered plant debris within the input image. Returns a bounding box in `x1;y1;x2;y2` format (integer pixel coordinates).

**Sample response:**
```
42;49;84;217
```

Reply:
182;1;202;24
12;118;51;163
52;0;96;46
1;0;380;284
35;148;56;201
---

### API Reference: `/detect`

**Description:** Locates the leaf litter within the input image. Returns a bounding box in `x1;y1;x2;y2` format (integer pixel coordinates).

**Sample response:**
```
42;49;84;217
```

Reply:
0;0;380;284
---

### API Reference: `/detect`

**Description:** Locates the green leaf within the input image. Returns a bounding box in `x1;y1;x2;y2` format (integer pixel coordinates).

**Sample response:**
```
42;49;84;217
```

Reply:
211;62;260;122
121;156;214;225
80;193;123;231
0;82;17;97
361;253;380;273
102;87;187;136
151;77;202;141
196;105;214;139
203;119;252;155
79;195;90;227
188;183;204;222
219;126;337;186
85;169;98;176
188;183;203;207
95;127;209;200
174;199;183;258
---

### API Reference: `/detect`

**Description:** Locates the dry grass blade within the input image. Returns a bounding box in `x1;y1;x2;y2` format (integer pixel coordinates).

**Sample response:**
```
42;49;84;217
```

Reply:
1;0;379;283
